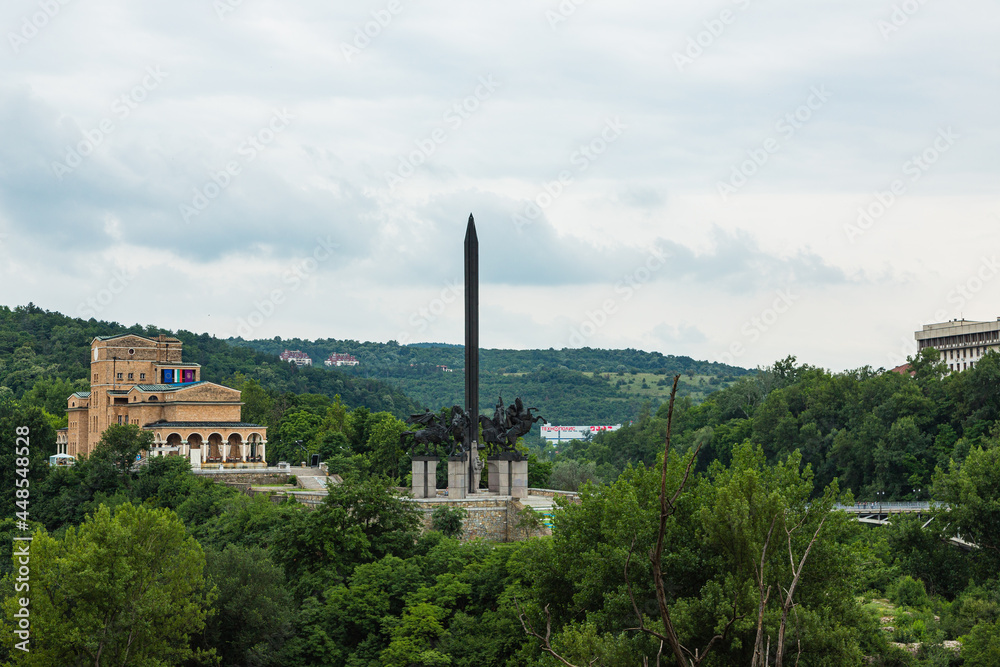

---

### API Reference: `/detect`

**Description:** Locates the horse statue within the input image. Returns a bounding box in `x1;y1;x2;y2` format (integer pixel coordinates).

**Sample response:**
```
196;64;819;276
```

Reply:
446;405;473;457
478;414;517;456
400;410;451;457
478;395;546;457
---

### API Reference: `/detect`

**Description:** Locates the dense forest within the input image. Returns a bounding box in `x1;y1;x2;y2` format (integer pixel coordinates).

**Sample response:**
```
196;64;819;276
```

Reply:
0;304;418;421
2;305;1000;664
561;351;999;501
2;367;1000;665
230;336;752;424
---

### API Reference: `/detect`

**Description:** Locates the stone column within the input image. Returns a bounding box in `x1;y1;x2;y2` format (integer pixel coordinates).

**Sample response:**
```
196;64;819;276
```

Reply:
448;454;468;500
487;460;500;492
511;458;528;499
488;458;512;495
411;457;439;499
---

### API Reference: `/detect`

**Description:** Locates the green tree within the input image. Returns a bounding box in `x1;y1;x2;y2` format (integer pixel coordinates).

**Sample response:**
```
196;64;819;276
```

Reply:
431;506;466;539
379;602;452;666
549;459;600;492
365;413;409;479
0;399;53;525
963;618;1000;667
20;376;89;420
193;544;295;667
91;423;156;478
2;503;213;666
933;440;1000;569
272;475;421;598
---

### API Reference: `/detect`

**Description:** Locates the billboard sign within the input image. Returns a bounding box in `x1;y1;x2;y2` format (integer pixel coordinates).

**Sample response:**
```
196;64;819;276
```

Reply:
540;424;622;441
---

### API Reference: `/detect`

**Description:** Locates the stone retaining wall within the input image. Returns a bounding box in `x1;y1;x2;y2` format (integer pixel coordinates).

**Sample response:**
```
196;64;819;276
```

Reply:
192;471;291;485
527;488;580;501
412;497;511;541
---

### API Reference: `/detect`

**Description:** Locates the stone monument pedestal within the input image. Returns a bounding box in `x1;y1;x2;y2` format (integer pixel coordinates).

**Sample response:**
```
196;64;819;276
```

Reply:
511;458;528;499
411;456;439;499
488;458;511;495
487;453;528;498
447;454;468;500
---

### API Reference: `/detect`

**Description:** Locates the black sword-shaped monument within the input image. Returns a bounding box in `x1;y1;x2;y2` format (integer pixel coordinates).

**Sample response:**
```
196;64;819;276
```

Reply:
402;213;542;499
464;214;480;493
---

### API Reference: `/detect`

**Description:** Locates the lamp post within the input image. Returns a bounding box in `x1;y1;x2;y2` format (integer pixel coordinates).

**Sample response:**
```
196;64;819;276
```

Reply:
876;490;885;516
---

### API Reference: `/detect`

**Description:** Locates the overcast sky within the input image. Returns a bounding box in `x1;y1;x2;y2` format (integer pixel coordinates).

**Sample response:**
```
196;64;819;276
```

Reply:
1;0;997;371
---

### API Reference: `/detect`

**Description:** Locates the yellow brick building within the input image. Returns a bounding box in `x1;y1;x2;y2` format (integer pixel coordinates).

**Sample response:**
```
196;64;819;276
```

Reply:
59;334;267;467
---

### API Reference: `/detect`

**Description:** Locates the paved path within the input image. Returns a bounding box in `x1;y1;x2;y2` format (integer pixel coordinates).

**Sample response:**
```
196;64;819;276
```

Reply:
295;475;331;491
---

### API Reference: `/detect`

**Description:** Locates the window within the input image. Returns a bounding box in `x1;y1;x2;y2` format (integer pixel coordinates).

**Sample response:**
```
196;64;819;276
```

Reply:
117;373;123;380
118;415;123;424
127;373;134;380
140;373;145;380
94;373;98;381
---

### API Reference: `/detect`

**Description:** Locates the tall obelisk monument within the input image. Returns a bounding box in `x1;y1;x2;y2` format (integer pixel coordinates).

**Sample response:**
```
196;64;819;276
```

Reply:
464;214;480;492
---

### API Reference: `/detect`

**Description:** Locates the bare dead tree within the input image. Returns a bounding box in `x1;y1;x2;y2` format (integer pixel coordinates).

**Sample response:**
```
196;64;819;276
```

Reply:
751;515;778;667
516;375;744;667
622;375;742;667
774;512;826;667
515;600;599;667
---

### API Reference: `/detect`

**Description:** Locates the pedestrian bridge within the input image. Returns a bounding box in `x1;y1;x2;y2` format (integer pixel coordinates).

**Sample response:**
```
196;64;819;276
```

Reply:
836;501;936;524
835;502;974;548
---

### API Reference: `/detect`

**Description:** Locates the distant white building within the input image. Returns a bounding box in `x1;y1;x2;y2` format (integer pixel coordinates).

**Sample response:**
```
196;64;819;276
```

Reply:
540;424;622;443
280;350;313;366
915;318;1000;373
325;353;359;367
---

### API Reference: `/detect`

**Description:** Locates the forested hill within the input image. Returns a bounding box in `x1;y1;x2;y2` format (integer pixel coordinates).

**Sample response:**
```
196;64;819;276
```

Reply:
0;304;418;418
229;337;753;424
570;351;1000;500
229;336;745;375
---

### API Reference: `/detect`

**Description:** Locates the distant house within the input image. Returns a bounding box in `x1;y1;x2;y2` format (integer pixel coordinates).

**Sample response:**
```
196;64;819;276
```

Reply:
280;350;313;366
437;365;453;372
325;353;359;367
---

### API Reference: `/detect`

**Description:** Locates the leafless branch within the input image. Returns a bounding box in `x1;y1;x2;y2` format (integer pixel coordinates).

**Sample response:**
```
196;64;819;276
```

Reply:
515;599;597;667
625;535;670;643
775;514;827;667
752;515;778;667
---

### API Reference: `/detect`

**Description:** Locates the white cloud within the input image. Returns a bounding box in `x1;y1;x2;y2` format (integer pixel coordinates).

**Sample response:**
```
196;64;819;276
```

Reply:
1;0;997;371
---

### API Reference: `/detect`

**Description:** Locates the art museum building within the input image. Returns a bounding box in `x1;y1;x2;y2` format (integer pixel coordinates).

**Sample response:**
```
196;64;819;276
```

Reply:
56;334;267;467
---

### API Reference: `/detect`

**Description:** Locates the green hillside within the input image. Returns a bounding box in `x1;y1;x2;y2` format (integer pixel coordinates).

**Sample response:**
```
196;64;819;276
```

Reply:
228;337;752;425
0;304;418;419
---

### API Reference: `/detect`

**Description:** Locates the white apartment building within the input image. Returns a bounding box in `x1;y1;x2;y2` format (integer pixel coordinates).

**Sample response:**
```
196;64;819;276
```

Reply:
915;318;1000;373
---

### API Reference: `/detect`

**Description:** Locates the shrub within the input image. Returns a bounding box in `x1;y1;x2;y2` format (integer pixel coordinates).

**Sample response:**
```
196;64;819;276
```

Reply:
431;505;467;538
891;575;930;609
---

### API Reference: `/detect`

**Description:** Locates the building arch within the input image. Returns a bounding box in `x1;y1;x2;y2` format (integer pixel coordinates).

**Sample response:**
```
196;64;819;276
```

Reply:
227;433;243;461
248;432;263;460
207;433;224;460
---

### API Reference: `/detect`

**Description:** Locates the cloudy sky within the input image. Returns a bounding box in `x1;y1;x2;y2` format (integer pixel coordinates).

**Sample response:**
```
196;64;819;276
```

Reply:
1;0;997;371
